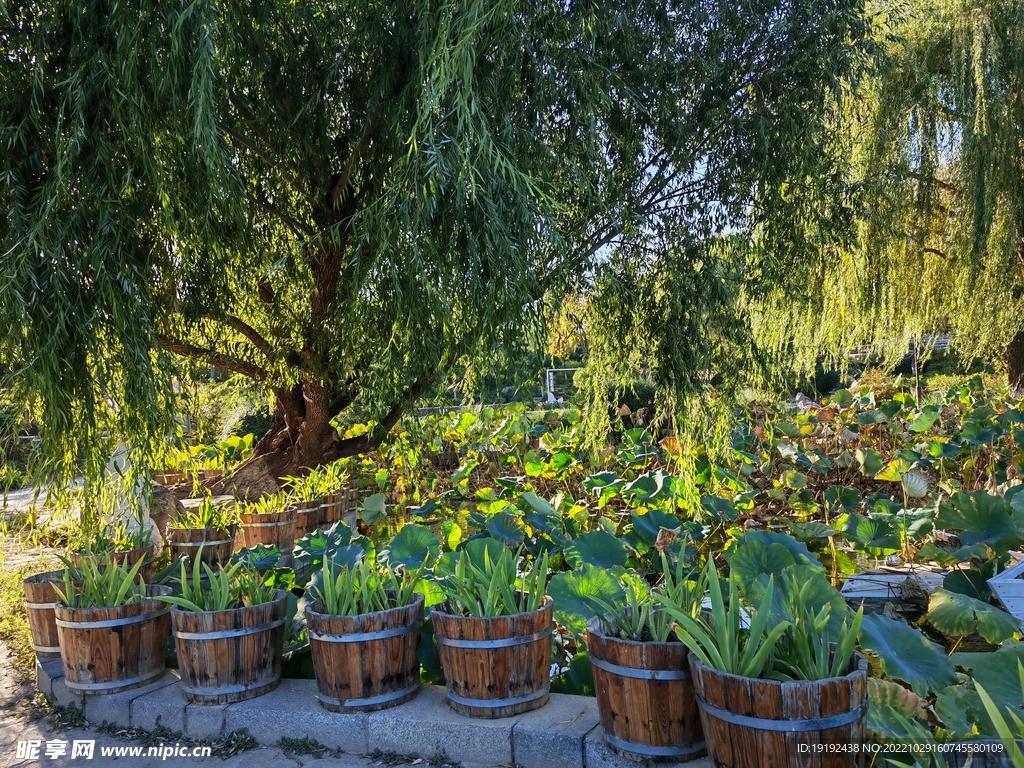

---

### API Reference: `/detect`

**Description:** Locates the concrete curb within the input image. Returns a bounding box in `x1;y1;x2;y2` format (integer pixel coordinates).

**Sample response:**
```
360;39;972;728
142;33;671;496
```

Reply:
37;661;711;768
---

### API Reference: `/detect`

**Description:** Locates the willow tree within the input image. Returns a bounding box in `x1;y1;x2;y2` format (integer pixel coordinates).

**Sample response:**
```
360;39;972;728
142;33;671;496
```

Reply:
763;0;1024;386
1;0;868;490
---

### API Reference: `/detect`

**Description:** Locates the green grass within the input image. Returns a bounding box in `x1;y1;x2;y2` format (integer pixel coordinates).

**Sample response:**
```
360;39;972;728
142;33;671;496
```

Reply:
0;562;44;683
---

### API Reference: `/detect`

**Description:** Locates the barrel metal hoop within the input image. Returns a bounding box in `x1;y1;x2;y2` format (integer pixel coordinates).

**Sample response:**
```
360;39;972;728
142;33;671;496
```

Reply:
32;644;62;654
56;608;169;630
590;656;691;681
696;699;866;732
25;601;57;610
170;538;234;548
435;626;553;650
173;617;284;641
310;623;416;643
244;519;294;528
446;684;550;709
65;667;164;692
317;682;419;709
603;733;706;758
181;674;280;697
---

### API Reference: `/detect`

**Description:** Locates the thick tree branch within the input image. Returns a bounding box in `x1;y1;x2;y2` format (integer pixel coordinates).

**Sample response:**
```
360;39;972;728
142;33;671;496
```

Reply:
244;191;314;238
328;105;381;210
159;336;268;381
222;315;274;357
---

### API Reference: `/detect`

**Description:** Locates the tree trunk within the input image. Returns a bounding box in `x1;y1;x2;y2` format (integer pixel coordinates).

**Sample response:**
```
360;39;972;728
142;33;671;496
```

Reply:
212;379;348;499
1009;330;1024;392
214;377;426;500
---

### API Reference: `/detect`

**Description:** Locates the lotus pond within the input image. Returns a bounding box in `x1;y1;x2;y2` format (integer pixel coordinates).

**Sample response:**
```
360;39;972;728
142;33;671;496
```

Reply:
137;377;1024;757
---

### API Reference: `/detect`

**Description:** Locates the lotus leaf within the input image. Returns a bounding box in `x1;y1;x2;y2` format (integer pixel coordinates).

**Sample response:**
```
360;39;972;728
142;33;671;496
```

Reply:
936;491;1022;555
484;510;525;546
950;644;1024;736
622;470;673;504
631;509;682;545
855;448;884;476
840;512;901;555
734;530;823;570
360;492;388;525
788;521;838;542
860;613;957;696
700;494;737;521
563;530;628;569
927;588;1020;644
380;524;440;567
727;540;796;594
548;564;625;635
825;485;862;513
942;568;992;600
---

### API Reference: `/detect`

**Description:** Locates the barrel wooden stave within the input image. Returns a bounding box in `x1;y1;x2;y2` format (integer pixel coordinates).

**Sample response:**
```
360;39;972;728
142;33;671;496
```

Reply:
307;592;424;712
690;654;868;768
317;493;344;527
154;470;184;486
23;571;66;659
587;616;705;762
171;591;287;704
292;501;322;539
342;487;359;528
432;597;552;718
239;511;296;552
54;587;171;694
167;525;236;568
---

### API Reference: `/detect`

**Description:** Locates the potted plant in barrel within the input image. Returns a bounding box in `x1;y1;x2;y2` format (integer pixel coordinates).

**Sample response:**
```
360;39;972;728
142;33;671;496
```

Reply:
158;551;287;703
305;550;426;711
74;521;157;581
167;495;237;568
283;462;350;537
237;492;296;552
657;561;867;768
52;555;171;694
432;538;552;717
585;554;707;761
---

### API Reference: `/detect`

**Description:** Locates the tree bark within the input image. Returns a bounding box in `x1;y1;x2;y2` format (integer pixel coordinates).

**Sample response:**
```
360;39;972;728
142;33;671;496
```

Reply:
214;373;433;499
1009;330;1024;392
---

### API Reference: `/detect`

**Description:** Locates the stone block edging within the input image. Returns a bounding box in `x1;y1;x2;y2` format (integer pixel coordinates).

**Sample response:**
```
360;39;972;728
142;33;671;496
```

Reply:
92;658;1024;767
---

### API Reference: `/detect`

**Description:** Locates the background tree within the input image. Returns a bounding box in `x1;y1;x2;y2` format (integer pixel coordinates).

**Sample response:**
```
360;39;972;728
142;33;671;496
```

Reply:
1;0;868;491
762;0;1024;387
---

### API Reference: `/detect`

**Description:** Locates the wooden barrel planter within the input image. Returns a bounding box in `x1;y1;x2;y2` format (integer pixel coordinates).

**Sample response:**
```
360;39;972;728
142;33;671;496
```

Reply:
586;615;705;762
167;525;237;568
239;511;296;552
154;470;185;486
293;500;322;538
689;653;869;768
432;596;553;718
54;586;172;695
306;592;424;712
170;590;287;704
23;571;67;659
